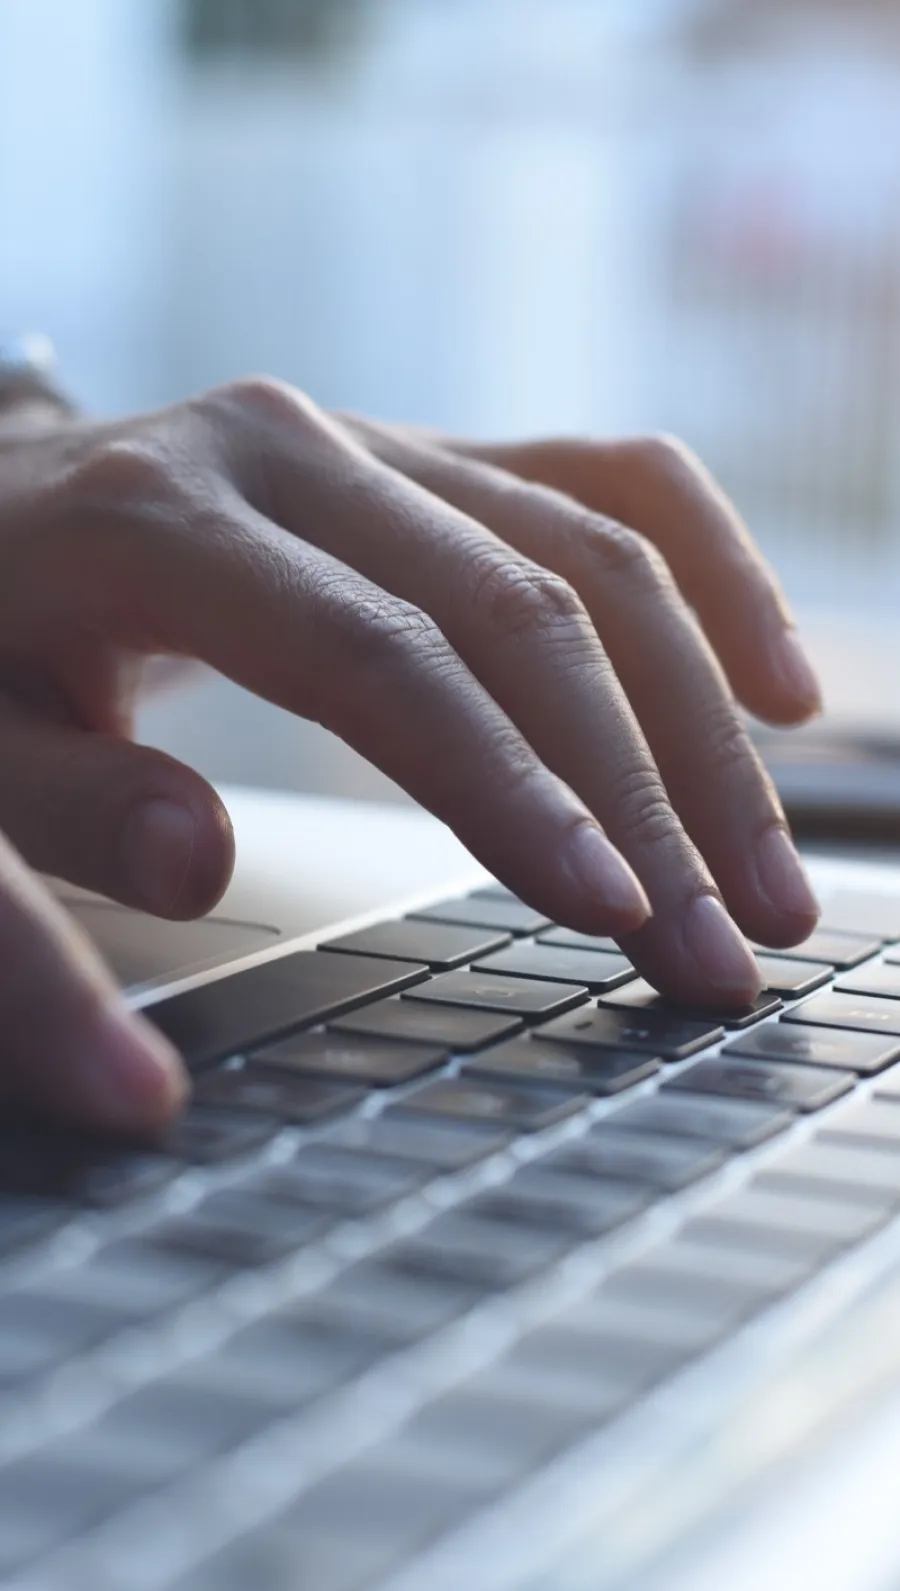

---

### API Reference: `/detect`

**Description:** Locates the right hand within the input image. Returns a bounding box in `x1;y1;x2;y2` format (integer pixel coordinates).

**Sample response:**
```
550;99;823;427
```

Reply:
0;378;823;1131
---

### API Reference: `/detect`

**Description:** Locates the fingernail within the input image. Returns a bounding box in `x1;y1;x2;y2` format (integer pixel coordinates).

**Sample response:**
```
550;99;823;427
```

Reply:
756;824;820;923
122;799;195;915
775;630;822;716
565;824;651;928
684;894;761;997
77;1002;189;1131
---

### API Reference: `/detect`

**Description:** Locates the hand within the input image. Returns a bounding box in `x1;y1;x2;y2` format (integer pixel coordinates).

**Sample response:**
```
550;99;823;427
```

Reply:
0;381;821;1127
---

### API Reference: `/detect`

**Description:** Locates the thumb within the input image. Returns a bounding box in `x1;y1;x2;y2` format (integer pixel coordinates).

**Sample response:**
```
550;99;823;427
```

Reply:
0;698;235;919
0;827;187;1132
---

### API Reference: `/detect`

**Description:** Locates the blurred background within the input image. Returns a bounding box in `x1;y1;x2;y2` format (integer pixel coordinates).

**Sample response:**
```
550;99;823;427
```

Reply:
2;0;900;804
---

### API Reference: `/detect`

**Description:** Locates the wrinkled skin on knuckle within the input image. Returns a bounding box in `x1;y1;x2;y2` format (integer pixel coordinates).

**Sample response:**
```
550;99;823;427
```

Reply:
606;762;680;855
313;577;447;718
469;553;587;645
584;517;673;593
700;700;776;793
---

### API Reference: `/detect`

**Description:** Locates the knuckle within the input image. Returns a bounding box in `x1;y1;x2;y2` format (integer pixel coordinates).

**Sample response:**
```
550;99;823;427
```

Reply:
699;703;761;782
320;581;445;682
634;432;699;483
587;517;669;589
609;764;678;852
61;439;179;517
470;556;586;642
206;374;323;438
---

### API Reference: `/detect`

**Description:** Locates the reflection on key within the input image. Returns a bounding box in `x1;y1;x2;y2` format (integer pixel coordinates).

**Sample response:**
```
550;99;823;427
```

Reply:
663;1056;853;1112
391;1077;588;1131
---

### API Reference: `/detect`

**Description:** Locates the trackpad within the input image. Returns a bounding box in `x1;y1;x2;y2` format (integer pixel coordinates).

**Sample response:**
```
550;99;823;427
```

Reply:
64;901;281;992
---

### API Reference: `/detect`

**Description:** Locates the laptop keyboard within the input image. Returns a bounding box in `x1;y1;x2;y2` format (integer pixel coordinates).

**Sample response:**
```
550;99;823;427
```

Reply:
7;885;900;1588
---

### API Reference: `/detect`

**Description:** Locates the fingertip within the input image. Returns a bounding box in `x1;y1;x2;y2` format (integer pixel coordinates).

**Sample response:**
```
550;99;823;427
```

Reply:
73;1003;190;1133
168;788;236;919
564;822;652;934
753;825;820;946
683;894;762;1007
771;629;823;721
121;787;235;920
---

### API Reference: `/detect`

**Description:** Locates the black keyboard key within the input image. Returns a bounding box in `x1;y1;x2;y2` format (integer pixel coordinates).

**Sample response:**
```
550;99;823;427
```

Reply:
551;1125;725;1191
508;1321;686;1404
820;891;900;940
686;1183;888;1264
834;963;900;1000
663;1056;853;1113
210;1312;388;1404
249;1032;443;1088
330;999;521;1052
194;1068;363;1123
321;1261;479;1342
598;980;782;1029
598;1246;799;1329
65;1150;178;1209
753;956;833;998
0;1291;128;1362
0;1454;144;1575
753;930;880;969
724;1023;900;1075
472;943;635;993
0;1197;69;1256
570;1269;756;1349
540;1004;723;1061
784;991;900;1038
537;928;624;955
403;969;587;1018
53;1241;224;1316
408;897;551;936
393;1211;571;1287
161;1106;280;1163
413;1362;621;1481
819;1097;900;1152
757;1141;900;1206
147;950;427;1069
94;1372;283;1474
617;1236;814;1300
320;920;508;970
171;1532;386;1591
0;1134;174;1210
249;1147;425;1217
469;882;518;901
473;1166;649;1238
607;1093;792;1149
281;1460;483;1569
328;1114;510;1169
149;1194;329;1268
391;1077;587;1131
463;1038;658;1094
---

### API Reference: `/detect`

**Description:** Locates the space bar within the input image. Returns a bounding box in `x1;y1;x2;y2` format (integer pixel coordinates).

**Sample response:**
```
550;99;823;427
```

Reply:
143;950;429;1070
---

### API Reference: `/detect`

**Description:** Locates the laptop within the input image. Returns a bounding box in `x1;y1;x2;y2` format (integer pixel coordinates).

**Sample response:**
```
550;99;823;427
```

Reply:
7;787;900;1591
